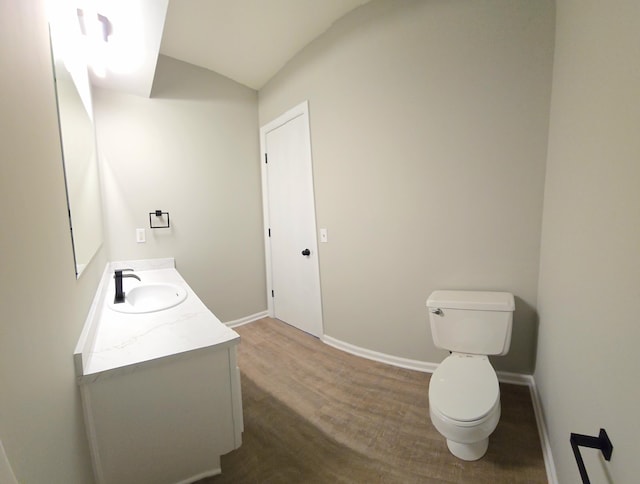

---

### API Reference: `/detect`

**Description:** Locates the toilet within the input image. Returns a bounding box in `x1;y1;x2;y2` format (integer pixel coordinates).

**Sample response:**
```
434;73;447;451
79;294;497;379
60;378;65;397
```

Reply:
426;290;515;461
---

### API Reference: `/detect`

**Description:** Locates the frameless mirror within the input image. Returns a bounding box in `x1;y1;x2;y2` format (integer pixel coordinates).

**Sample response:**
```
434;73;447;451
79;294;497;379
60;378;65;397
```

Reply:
50;26;104;278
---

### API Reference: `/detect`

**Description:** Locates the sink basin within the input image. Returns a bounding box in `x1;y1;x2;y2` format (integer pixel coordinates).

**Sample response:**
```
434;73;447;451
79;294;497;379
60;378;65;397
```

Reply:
109;283;188;314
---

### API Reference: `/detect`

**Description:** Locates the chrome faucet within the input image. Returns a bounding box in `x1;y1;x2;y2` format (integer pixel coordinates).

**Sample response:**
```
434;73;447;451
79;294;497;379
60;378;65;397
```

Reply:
113;268;141;304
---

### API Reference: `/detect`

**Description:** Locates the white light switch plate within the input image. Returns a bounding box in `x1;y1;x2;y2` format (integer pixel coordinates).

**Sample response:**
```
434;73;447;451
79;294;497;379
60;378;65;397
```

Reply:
136;228;146;243
320;228;328;242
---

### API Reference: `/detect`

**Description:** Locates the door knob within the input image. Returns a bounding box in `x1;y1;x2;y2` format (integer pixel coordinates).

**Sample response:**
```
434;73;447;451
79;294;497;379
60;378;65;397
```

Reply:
301;249;311;256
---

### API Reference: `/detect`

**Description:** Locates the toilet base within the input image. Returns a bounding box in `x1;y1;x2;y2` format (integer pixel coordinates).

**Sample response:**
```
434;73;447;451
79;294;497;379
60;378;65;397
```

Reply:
446;438;489;461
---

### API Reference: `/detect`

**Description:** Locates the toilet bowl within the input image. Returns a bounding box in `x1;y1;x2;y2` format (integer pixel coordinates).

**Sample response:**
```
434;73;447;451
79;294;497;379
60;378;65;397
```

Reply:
428;354;501;461
426;290;514;460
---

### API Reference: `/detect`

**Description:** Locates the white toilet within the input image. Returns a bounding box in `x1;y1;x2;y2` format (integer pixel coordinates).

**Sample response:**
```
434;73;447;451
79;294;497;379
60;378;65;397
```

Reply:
426;290;515;461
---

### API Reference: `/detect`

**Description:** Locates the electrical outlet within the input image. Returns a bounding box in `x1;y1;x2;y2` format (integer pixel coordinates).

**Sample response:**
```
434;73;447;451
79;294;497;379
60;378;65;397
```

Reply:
136;228;146;243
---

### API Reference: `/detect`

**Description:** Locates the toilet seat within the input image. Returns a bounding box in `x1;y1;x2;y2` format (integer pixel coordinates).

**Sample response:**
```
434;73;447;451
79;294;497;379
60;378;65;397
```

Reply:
430;398;499;429
429;354;499;423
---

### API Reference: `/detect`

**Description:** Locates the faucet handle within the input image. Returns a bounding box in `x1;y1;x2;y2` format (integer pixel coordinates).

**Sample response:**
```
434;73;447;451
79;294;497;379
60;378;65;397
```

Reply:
114;268;135;276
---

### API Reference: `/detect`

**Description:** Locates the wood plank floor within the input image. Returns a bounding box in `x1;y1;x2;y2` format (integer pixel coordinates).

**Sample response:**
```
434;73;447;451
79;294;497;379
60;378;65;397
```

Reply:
204;318;547;483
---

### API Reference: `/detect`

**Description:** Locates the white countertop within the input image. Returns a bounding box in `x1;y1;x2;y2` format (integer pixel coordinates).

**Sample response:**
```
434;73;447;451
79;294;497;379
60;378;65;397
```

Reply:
75;259;240;383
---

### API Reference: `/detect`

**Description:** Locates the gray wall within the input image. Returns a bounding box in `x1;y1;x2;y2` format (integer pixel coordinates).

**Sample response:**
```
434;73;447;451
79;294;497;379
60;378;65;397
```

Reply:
6;2;637;482
535;0;640;481
259;0;555;373
94;56;266;322
0;2;104;482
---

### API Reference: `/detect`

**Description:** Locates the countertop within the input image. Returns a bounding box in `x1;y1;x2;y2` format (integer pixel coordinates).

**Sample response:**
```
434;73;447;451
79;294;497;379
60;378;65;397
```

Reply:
74;259;240;383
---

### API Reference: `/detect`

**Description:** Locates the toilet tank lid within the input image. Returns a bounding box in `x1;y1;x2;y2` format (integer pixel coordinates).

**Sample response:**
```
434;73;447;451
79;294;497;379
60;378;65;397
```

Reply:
426;290;515;311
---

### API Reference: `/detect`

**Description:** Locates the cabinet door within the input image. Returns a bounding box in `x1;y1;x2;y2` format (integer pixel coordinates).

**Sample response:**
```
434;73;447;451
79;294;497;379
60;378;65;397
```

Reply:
81;348;239;484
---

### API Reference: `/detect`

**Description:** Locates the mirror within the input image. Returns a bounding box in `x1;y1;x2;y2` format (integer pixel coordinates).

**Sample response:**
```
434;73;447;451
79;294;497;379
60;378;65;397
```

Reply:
50;26;104;278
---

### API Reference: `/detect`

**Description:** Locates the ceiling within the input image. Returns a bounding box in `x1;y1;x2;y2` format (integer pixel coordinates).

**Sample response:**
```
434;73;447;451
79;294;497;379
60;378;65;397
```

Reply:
86;0;170;97
159;0;371;91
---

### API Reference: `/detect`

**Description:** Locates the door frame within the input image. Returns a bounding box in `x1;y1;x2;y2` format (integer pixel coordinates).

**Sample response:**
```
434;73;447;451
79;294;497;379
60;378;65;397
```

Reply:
259;100;323;334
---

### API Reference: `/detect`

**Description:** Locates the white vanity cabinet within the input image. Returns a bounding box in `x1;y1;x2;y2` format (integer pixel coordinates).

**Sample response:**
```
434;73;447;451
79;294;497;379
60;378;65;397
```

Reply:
80;346;242;484
75;259;243;484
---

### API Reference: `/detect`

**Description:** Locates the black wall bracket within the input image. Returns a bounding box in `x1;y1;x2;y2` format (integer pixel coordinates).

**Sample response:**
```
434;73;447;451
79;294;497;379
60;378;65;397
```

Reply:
149;210;170;229
570;428;613;484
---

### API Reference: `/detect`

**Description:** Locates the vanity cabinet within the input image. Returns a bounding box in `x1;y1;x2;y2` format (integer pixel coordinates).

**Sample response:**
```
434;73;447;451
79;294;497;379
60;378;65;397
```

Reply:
75;259;243;484
80;346;242;484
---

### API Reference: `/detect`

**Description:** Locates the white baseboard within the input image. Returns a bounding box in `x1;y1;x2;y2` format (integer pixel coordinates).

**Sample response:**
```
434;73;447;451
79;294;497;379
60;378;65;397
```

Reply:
321;334;439;373
494;373;558;484
320;333;558;484
495;370;532;385
527;378;558;484
174;467;221;484
224;311;269;328
0;441;18;484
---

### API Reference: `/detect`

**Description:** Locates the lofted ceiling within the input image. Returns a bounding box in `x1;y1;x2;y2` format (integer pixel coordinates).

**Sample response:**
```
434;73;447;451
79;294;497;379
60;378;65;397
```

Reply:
86;0;169;97
159;0;371;90
85;0;370;96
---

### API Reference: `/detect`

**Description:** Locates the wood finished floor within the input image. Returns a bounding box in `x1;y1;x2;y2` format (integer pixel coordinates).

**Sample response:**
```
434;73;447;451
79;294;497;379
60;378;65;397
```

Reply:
204;318;547;483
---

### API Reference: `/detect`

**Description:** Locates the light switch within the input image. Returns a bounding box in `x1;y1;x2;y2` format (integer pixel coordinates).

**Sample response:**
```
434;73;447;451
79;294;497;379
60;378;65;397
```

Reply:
136;228;146;243
320;228;328;243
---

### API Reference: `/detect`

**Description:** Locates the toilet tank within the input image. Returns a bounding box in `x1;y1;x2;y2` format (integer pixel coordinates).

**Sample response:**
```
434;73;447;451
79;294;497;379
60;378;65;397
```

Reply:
426;290;515;356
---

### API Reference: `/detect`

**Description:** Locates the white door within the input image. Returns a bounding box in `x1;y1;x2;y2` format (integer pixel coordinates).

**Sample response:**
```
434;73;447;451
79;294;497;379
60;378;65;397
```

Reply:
260;101;323;337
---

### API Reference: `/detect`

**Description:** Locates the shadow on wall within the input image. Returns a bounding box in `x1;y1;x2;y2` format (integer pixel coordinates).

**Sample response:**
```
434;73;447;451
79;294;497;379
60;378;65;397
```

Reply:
491;296;539;374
